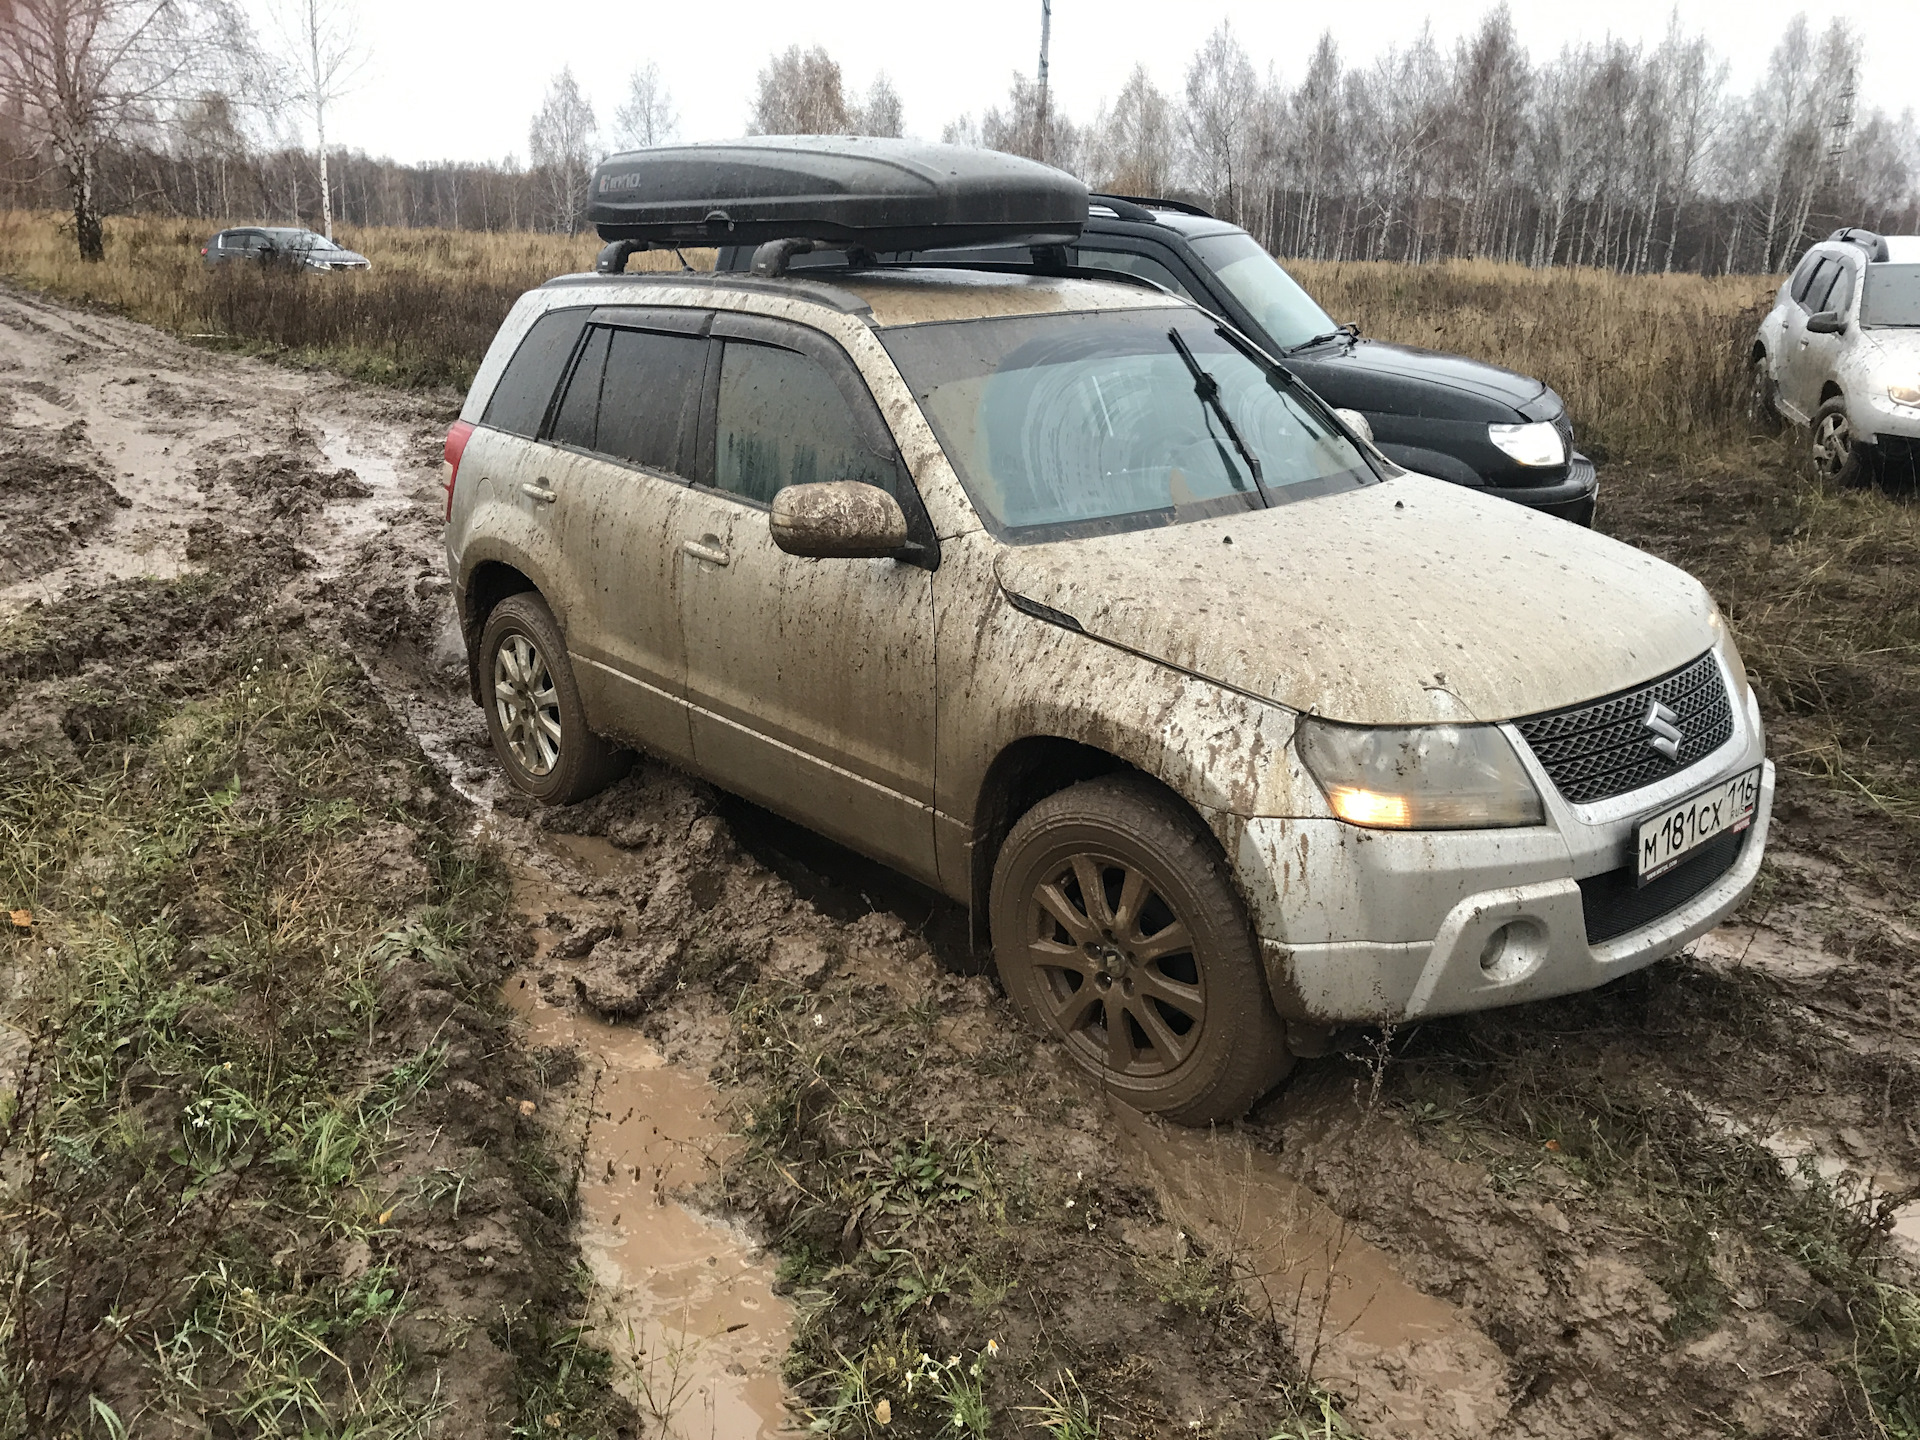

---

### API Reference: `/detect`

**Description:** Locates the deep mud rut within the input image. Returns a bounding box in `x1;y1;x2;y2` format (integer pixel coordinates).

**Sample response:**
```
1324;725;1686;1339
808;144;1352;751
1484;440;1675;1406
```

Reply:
2;280;1916;1438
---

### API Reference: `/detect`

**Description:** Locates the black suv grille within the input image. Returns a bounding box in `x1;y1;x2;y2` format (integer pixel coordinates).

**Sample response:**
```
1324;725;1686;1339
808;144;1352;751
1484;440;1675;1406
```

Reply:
1580;828;1747;944
1514;652;1733;805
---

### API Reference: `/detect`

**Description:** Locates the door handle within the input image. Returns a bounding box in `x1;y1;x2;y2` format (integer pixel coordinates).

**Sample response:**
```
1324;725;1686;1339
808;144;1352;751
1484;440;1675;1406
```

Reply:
681;537;730;566
521;482;557;504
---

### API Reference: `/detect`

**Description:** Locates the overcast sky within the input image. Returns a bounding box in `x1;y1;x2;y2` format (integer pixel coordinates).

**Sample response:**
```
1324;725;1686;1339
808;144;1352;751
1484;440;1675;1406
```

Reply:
303;1;1916;166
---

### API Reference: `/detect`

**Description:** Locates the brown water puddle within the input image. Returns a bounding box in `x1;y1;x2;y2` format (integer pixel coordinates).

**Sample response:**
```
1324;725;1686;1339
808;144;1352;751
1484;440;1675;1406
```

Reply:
1110;1103;1510;1440
504;854;794;1436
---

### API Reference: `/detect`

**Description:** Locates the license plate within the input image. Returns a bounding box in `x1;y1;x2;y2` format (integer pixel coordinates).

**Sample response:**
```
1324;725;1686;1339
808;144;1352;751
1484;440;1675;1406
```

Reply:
1635;766;1762;884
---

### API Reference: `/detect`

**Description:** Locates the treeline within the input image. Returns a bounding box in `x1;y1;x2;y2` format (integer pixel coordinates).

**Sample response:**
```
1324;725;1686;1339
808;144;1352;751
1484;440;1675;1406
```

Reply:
2;3;1915;275
966;10;1920;275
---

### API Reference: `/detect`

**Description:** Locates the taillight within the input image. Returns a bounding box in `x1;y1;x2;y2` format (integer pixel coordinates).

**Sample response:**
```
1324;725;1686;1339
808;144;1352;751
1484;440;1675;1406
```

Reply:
444;420;475;521
200;246;208;255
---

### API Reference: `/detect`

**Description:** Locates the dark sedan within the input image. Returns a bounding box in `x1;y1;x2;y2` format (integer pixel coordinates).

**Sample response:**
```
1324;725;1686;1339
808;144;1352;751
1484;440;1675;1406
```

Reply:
202;227;371;272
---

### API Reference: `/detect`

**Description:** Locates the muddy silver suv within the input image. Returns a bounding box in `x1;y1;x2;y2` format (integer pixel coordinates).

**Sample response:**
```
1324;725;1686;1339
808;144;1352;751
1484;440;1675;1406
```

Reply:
445;254;1770;1125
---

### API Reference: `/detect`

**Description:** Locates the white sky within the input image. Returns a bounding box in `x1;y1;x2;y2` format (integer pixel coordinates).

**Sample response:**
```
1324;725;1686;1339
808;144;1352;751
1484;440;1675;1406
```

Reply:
308;1;1917;166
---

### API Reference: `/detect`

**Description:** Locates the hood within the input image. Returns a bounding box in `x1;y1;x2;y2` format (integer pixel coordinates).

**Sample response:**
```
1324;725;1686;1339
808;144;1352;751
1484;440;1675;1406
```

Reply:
993;476;1715;726
1860;328;1920;368
1297;337;1552;419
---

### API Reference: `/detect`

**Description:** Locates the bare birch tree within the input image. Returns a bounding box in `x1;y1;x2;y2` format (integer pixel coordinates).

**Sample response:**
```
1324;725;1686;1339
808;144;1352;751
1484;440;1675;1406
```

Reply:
747;45;848;135
528;66;595;234
612;61;677;151
0;0;227;258
268;0;364;240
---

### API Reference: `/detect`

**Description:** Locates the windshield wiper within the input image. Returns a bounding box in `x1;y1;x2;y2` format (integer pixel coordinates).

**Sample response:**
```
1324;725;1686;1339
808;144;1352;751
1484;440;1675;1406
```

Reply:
1281;322;1359;356
1167;328;1271;508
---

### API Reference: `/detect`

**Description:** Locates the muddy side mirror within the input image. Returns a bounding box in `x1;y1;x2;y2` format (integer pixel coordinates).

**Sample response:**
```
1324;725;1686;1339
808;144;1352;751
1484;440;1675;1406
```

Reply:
1805;310;1845;335
770;481;909;559
1332;407;1374;445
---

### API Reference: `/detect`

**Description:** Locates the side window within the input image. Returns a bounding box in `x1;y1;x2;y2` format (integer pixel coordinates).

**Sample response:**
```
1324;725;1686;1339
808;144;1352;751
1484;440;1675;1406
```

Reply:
1789;253;1824;303
483;309;589;439
548;326;609;450
1825;263;1856;318
595;327;707;475
1075;246;1198;302
713;342;900;506
1805;258;1843;313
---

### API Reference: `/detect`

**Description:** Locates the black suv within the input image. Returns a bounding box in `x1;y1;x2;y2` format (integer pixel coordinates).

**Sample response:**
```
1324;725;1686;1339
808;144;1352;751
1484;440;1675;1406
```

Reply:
721;195;1597;524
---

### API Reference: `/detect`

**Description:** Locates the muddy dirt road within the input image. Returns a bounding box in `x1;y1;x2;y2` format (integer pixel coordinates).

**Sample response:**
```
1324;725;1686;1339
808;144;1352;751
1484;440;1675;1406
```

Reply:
2;281;1915;1437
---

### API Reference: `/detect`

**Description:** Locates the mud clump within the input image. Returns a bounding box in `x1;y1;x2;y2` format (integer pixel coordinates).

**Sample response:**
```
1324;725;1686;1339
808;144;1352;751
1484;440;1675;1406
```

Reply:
573;936;688;1018
0;440;128;584
197;447;373;523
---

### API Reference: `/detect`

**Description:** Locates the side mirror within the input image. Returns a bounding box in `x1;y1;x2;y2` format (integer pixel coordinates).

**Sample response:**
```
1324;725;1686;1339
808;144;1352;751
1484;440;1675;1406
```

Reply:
1332;407;1374;445
770;481;909;559
1805;310;1845;335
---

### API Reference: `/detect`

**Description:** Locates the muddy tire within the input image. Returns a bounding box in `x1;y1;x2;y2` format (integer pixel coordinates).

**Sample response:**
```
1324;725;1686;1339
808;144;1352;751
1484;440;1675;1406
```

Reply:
1809;395;1868;486
1747;351;1780;433
989;774;1292;1125
479;592;628;804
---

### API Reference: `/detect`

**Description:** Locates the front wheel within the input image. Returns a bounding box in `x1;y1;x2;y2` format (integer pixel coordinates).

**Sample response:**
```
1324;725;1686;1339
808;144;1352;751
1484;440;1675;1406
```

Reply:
479;592;629;804
989;774;1292;1126
1809;396;1868;486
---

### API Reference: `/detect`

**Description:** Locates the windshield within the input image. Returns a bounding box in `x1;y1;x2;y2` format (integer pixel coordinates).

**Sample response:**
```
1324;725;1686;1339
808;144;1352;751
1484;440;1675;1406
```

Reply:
1862;264;1920;327
881;309;1376;543
1186;231;1337;350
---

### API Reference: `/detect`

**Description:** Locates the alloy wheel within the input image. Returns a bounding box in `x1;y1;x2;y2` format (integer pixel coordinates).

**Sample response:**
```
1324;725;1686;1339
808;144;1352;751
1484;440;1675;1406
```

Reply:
493;632;562;777
1812;410;1852;480
1016;851;1207;1080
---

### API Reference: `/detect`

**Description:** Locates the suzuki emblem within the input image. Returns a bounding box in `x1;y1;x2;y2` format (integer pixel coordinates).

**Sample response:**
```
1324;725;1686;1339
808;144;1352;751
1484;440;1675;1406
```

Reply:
1643;700;1683;761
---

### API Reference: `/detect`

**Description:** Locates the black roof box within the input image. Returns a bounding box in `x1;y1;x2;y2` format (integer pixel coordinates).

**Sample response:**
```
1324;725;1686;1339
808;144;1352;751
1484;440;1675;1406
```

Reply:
589;136;1087;251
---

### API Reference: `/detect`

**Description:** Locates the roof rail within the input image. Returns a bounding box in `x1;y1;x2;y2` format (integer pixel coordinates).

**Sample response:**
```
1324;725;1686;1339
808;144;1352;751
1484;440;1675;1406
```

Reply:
1829;227;1891;263
1091;192;1216;221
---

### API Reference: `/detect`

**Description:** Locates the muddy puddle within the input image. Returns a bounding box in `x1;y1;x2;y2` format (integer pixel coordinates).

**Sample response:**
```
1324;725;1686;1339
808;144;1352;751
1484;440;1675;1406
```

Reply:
1111;1103;1510;1440
505;843;795;1437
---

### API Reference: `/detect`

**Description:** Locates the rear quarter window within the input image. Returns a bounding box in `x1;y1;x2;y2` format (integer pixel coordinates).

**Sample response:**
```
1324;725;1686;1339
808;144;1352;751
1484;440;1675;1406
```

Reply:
483;309;590;438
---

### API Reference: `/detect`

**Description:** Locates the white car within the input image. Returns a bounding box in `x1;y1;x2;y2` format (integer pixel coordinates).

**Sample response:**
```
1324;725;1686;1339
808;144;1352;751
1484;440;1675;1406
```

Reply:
1751;228;1920;483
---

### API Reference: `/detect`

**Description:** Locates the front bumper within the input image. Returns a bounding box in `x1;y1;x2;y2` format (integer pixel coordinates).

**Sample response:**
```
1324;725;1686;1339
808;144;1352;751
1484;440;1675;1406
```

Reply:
1240;654;1769;1024
1483;452;1598;524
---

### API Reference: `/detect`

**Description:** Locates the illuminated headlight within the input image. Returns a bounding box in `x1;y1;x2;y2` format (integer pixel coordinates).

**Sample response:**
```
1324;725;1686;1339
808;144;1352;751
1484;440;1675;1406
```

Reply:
1890;382;1920;409
1297;718;1544;829
1487;421;1566;467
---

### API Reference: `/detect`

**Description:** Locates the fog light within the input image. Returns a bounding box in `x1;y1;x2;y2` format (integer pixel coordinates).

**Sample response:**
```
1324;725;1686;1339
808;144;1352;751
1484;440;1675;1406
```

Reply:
1478;919;1547;983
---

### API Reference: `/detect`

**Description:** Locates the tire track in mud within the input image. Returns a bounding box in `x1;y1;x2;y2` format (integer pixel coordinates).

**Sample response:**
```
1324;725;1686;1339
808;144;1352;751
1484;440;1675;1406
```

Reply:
3;281;1915;1437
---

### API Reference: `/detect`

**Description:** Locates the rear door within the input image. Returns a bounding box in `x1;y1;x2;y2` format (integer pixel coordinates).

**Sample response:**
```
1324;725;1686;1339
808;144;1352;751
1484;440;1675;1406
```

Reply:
535;308;709;765
674;313;941;885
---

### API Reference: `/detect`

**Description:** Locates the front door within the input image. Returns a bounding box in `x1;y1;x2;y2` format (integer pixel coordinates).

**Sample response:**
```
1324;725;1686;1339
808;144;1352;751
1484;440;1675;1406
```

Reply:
676;314;940;885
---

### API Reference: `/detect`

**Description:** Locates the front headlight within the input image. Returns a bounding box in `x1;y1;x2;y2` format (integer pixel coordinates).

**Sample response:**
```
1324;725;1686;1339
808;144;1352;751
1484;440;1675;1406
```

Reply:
1296;718;1545;829
1487;421;1567;467
1889;382;1920;409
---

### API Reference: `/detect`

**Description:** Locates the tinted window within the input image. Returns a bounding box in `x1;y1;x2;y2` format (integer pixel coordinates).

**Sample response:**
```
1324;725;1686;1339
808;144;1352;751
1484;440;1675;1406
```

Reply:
1185;231;1336;349
597;328;706;474
1075;247;1197;301
483;309;589;438
881;309;1373;542
1824;263;1856;318
1789;253;1824;302
713;342;899;506
1804;258;1842;313
548;326;608;450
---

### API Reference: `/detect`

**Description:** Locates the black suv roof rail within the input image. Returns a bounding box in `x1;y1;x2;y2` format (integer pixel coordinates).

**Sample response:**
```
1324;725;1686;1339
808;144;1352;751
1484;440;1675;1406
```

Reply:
1090;193;1217;221
1828;227;1891;263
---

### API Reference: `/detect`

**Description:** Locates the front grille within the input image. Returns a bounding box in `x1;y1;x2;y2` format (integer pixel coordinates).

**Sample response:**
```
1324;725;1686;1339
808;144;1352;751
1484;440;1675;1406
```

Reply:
1579;827;1747;944
1514;652;1733;805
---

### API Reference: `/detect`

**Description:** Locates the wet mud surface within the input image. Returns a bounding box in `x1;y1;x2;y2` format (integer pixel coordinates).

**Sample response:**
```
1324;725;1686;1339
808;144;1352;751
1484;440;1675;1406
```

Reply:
2;279;1916;1436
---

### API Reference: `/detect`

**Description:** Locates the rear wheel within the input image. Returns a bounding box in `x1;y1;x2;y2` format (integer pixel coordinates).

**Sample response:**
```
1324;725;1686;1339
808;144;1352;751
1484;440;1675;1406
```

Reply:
989;774;1291;1125
1810;396;1867;486
480;592;628;804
